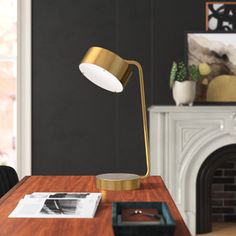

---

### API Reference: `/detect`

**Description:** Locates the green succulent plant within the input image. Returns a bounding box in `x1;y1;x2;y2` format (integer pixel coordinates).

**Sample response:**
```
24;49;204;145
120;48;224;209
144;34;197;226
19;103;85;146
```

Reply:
169;61;209;88
176;61;187;82
169;61;177;88
189;65;200;81
169;61;187;87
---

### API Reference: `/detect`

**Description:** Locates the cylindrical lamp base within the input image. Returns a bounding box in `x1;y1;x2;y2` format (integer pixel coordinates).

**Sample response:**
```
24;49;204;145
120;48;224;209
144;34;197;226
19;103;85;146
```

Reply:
96;173;140;191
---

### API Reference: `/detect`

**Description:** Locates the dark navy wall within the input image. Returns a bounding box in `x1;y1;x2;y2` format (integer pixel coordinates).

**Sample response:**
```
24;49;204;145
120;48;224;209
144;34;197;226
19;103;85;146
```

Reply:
32;0;206;174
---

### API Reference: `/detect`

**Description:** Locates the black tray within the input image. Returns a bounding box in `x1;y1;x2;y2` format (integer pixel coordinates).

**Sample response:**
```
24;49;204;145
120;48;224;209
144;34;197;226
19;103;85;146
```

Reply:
112;202;176;236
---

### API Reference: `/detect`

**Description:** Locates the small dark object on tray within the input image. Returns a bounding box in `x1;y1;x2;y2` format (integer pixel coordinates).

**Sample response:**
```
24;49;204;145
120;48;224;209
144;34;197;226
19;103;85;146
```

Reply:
122;208;161;222
112;202;176;236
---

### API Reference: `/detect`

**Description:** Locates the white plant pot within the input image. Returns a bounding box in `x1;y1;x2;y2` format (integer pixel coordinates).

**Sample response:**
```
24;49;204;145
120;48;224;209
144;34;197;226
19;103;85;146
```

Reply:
172;81;196;106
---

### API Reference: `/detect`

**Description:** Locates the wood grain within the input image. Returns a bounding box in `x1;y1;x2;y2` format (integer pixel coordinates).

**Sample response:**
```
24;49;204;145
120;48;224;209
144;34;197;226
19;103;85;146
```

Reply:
0;176;191;236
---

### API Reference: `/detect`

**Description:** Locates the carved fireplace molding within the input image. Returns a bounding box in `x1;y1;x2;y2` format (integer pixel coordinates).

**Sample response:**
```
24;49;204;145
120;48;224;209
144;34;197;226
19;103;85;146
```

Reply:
149;106;236;235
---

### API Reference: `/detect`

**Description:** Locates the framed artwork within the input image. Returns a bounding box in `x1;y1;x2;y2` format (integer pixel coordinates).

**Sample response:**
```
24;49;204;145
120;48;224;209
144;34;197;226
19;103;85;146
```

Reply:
186;32;236;102
206;2;236;31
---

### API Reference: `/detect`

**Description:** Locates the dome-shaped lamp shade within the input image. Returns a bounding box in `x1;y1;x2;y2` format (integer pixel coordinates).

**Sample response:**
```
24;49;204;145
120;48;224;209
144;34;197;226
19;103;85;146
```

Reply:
79;47;132;93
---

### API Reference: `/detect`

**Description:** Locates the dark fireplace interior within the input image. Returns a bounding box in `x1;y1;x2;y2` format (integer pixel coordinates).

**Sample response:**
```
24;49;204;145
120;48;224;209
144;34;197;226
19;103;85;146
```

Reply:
197;144;236;234
212;160;236;223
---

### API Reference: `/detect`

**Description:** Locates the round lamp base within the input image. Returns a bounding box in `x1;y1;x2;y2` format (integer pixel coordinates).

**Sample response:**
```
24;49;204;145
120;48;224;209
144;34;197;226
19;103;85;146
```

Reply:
96;173;140;191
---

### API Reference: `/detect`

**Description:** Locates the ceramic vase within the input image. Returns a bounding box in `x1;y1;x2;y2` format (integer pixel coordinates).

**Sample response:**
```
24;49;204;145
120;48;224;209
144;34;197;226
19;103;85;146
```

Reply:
172;81;196;106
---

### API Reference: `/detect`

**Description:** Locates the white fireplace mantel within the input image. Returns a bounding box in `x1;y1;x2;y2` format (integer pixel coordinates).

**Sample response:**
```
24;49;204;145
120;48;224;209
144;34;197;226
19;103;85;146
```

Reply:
149;105;236;235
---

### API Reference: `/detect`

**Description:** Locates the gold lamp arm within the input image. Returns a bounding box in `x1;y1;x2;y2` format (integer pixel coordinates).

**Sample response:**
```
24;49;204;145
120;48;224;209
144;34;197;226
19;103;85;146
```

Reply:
125;60;150;178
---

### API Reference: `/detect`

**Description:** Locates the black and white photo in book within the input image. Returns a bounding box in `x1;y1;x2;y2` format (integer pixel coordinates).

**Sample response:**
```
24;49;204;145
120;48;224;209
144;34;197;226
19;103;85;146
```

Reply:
206;2;236;31
29;192;91;199
41;199;79;215
49;193;90;199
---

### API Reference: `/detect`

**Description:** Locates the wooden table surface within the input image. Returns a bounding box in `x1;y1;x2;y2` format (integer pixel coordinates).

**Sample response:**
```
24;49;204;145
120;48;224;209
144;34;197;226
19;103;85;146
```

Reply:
0;176;191;236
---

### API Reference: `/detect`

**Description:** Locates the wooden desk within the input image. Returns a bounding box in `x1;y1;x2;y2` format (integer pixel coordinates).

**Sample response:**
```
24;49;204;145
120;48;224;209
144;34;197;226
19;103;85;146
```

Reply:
0;176;190;236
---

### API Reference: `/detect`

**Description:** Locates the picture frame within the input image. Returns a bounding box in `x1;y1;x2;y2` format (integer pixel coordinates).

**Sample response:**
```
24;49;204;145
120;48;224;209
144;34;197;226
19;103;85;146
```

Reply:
185;31;236;102
206;2;236;31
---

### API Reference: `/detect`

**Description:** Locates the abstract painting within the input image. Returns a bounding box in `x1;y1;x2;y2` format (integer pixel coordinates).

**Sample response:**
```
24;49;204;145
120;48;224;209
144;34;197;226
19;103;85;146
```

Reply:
187;33;236;102
206;2;236;31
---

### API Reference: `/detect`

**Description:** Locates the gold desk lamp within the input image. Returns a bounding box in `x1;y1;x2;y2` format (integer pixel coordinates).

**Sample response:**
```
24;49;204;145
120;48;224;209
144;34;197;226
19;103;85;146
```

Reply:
79;46;150;191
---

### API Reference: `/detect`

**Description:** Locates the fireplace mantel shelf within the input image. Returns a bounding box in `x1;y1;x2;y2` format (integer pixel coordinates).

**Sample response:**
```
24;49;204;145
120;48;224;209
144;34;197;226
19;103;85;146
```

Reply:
149;105;236;235
149;105;236;113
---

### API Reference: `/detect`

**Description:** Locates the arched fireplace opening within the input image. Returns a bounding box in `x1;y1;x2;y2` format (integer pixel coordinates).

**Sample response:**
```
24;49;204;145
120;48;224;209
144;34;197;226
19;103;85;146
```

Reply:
197;144;236;234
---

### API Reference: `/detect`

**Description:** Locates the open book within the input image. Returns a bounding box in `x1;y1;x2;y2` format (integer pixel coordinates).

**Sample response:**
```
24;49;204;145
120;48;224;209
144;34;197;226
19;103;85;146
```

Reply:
9;192;102;218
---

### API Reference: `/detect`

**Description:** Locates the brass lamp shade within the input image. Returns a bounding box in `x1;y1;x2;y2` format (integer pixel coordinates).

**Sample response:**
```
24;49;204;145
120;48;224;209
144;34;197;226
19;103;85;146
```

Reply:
79;47;132;93
79;46;150;191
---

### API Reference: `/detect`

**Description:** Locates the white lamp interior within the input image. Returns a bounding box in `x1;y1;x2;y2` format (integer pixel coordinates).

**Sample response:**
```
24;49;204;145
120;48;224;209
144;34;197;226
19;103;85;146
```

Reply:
79;63;123;93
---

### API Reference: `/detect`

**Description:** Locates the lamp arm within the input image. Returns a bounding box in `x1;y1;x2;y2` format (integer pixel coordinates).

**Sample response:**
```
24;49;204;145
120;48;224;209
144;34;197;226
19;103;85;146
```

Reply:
125;60;150;178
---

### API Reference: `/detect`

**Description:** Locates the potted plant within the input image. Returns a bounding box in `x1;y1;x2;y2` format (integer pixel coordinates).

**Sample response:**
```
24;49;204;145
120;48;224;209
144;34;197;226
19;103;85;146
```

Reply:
169;61;210;106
